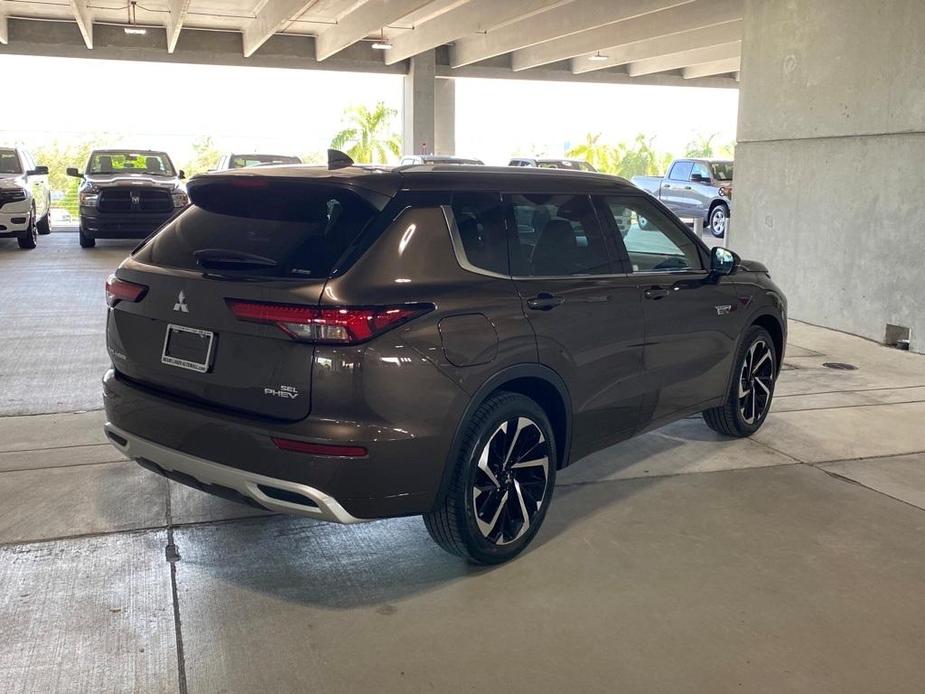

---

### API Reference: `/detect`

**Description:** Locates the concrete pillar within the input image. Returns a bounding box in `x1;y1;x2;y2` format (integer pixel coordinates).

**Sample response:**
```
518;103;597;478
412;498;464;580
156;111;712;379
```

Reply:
733;0;925;352
435;77;456;155
403;50;436;156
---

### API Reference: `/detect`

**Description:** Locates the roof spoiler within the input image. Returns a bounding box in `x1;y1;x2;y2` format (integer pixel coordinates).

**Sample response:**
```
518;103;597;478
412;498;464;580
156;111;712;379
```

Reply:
328;149;354;170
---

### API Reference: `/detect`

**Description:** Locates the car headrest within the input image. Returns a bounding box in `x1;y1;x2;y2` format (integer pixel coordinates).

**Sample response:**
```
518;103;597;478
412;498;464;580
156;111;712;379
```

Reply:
146;157;162;172
99;155;113;171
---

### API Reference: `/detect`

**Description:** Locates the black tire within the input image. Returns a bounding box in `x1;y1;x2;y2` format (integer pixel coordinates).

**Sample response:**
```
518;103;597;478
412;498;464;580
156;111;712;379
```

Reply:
18;205;37;249
424;392;557;564
708;203;729;238
703;325;777;437
37;210;52;235
78;226;96;248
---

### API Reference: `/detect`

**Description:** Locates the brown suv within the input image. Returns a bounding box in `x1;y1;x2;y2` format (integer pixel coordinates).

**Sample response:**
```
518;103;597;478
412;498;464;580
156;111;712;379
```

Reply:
102;154;786;564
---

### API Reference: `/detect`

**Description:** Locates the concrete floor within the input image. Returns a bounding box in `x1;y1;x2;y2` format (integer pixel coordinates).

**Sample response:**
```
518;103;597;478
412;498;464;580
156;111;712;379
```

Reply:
2;234;925;693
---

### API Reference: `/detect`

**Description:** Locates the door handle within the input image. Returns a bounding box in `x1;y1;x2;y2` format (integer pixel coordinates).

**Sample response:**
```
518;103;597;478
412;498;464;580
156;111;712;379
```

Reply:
663;184;671;189
527;293;564;311
684;186;692;190
644;287;671;300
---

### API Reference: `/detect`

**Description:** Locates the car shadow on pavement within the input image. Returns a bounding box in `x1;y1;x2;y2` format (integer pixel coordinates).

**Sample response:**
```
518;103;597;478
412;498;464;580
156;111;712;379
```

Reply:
168;426;715;610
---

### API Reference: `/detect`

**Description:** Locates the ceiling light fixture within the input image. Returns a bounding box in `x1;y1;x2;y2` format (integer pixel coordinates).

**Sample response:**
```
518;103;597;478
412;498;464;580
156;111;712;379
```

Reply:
588;51;609;62
124;27;147;35
371;27;392;50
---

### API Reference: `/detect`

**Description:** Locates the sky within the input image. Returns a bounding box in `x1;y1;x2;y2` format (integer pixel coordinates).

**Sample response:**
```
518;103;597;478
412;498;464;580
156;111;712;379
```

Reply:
0;54;739;166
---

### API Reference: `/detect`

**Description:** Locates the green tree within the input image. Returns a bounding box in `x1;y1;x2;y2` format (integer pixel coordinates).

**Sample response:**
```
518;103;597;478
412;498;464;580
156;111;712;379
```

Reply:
330;102;401;164
33;137;105;215
182;136;222;177
684;133;717;158
566;133;618;173
612;134;668;178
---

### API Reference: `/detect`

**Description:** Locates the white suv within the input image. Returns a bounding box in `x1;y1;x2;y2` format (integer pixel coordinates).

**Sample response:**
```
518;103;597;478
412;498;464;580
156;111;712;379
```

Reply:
0;146;51;249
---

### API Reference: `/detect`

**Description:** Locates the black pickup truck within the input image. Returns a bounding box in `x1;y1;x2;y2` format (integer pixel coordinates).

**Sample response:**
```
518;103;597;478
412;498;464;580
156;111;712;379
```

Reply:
67;149;188;248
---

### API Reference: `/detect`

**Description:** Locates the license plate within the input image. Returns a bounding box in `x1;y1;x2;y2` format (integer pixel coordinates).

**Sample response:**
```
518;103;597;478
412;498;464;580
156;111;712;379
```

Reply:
161;324;214;373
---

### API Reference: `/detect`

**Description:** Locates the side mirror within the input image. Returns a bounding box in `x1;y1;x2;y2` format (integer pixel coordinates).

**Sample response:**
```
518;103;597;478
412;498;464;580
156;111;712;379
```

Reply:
691;173;710;184
710;246;739;275
178;170;186;179
66;167;84;178
27;166;49;176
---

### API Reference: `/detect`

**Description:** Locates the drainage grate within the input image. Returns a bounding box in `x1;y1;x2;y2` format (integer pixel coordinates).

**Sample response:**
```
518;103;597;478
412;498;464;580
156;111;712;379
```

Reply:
822;362;858;371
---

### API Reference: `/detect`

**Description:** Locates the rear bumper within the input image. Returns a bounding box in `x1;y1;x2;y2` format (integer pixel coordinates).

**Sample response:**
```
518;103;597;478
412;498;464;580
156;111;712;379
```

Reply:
80;208;175;238
104;422;363;523
102;367;464;519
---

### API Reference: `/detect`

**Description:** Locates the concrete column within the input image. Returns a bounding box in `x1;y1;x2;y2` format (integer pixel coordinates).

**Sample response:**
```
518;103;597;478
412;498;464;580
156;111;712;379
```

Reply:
403;50;436;156
733;0;925;352
435;77;456;155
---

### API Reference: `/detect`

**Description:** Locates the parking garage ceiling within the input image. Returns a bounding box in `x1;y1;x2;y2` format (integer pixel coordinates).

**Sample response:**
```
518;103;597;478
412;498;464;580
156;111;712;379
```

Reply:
0;0;741;85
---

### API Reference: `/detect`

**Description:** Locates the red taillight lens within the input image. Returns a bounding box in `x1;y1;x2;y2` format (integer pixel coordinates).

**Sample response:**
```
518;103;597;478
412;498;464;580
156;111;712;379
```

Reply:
272;437;367;457
106;274;147;307
226;300;431;344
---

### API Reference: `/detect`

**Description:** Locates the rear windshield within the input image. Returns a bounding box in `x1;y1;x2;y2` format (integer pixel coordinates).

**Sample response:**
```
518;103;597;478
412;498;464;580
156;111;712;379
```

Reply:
711;162;734;181
88;151;175;176
134;184;378;280
229;154;301;168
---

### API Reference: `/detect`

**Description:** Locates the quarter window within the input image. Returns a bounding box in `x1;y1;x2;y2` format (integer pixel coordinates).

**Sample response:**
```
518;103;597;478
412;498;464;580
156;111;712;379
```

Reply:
600;198;701;273
507;193;612;277
450;192;509;275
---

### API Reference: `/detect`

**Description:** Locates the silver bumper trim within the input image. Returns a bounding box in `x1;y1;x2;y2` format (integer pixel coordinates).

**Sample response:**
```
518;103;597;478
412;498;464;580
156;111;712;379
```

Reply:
104;422;364;524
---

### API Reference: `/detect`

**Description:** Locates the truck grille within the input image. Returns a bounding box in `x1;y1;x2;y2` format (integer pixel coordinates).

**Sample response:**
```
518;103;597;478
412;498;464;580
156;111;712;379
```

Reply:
98;188;172;213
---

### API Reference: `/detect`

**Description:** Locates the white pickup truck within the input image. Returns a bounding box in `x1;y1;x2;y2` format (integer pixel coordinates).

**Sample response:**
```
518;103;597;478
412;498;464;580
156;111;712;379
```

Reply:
0;146;51;249
632;158;733;237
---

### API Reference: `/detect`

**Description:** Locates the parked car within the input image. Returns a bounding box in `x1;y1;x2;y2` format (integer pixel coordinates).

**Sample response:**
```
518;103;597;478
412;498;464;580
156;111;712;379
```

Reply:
213;153;302;170
399;155;484;166
509;157;597;172
0;146;51;249
632;159;733;238
67;149;188;248
102;156;786;564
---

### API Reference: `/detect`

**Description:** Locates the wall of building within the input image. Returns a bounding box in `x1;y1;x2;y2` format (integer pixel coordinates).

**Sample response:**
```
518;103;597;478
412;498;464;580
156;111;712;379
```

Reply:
734;0;925;352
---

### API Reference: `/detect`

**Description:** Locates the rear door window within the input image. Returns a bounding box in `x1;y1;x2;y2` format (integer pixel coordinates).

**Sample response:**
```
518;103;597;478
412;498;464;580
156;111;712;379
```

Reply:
668;161;693;181
134;183;378;280
506;193;614;277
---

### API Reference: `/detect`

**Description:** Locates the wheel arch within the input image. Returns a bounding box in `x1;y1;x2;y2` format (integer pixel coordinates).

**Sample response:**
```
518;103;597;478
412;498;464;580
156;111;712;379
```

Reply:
751;312;785;373
433;364;573;509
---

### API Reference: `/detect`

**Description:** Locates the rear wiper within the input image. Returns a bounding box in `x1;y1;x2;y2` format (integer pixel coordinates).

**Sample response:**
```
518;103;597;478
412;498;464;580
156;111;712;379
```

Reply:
194;249;278;270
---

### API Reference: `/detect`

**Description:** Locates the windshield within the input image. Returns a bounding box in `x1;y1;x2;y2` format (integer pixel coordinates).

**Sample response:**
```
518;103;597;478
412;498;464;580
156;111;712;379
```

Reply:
229;154;301;168
711;162;734;181
87;151;175;176
0;149;22;174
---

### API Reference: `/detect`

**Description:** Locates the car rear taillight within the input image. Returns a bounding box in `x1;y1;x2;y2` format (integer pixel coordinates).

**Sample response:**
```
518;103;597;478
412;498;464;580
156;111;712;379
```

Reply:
106;274;148;307
226;300;432;344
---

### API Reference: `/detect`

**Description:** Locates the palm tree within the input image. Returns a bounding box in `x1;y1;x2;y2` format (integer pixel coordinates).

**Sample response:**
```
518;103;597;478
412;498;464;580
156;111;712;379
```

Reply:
330;102;401;164
566;133;617;173
684;133;718;158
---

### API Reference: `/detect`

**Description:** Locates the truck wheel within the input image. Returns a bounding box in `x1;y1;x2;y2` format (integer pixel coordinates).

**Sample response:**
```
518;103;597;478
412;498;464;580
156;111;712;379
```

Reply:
709;203;728;238
78;226;96;248
424;392;557;564
37;211;52;235
18;205;37;249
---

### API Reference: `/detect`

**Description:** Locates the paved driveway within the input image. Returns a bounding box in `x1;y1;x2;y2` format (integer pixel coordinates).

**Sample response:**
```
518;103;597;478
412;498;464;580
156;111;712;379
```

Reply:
2;234;925;693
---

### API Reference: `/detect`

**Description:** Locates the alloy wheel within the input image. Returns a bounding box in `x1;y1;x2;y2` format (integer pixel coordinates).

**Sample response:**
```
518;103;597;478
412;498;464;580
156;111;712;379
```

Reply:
711;206;727;237
472;416;550;545
738;338;775;424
